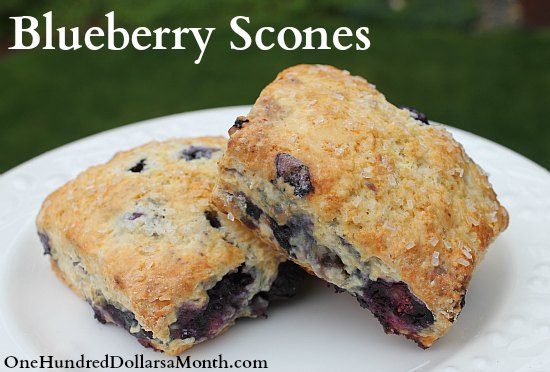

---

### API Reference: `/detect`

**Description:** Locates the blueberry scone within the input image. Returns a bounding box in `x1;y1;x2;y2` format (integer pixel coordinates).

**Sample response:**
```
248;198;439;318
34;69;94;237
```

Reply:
212;65;509;348
36;137;302;355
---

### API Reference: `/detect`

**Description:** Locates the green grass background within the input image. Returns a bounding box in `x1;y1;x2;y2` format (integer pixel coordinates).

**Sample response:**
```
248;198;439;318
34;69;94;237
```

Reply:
1;0;549;172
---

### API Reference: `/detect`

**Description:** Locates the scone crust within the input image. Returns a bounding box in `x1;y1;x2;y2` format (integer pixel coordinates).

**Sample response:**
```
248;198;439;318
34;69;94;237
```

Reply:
214;64;508;346
37;137;284;354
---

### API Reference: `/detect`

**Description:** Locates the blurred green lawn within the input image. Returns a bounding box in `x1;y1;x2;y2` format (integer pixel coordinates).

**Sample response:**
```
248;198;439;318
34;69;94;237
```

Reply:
1;3;549;172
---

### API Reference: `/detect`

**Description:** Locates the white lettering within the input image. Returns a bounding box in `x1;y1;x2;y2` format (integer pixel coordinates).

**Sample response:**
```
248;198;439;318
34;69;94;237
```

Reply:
355;27;370;50
106;11;129;50
152;27;171;50
303;27;330;50
131;27;151;50
277;27;302;51
256;27;275;50
333;27;353;50
57;27;81;50
172;28;189;50
9;16;39;49
230;16;251;51
84;27;104;50
189;28;215;64
44;11;54;49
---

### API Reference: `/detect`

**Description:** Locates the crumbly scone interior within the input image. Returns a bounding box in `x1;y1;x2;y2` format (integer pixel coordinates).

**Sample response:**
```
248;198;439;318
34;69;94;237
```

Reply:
214;161;447;347
214;130;451;346
41;216;283;354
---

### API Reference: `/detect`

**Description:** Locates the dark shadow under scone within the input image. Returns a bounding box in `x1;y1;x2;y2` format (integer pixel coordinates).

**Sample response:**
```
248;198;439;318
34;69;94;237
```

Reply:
36;137;303;355
213;65;509;348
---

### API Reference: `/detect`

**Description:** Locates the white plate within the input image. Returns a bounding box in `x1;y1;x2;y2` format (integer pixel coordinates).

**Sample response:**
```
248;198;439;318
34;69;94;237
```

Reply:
0;106;549;372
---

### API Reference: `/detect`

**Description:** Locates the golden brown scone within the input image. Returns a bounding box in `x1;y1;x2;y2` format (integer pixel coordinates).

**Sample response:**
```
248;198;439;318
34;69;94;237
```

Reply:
36;137;303;355
213;65;509;348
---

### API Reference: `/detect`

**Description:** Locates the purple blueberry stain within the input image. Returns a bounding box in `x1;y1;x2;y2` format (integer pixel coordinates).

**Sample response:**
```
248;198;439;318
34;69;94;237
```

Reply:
319;251;345;271
244;198;262;221
170;266;254;340
232;116;250;130
268;215;315;260
248;261;306;316
181;146;220;161
398;105;429;125
365;181;378;193
234;193;263;229
38;232;51;255
269;219;296;257
136;338;155;350
170;261;305;341
128;212;144;220
274;153;314;197
265;261;306;300
331;284;346;293
460;293;466;309
264;205;434;341
129;159;146;173
357;278;434;335
89;262;304;346
92;302;153;341
248;292;270;318
204;210;221;229
450;292;467;322
168;305;204;339
338;237;361;260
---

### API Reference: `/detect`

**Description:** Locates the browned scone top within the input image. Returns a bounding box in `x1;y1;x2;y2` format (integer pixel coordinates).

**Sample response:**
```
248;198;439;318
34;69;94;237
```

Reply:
37;136;286;355
215;64;509;347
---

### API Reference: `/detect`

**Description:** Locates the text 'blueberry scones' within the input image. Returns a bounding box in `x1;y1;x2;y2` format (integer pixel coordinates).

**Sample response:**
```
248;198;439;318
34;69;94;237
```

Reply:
36;137;303;355
213;65;509;348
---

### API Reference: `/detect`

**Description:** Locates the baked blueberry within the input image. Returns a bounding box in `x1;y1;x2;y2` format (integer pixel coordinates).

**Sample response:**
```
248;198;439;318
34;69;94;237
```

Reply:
38;232;51;255
181;146;220;161
129;159;146;173
170;266;256;340
398;105;429;125
128;212;144;220
358;279;434;335
266;261;307;299
244;196;262;221
204;210;221;228
274;153;314;197
93;302;153;340
319;252;345;271
233;116;249;129
269;219;294;256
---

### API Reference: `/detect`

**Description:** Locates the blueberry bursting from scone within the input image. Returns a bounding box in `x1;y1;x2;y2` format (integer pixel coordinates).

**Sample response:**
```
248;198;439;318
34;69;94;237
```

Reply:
213;65;509;348
36;137;303;355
